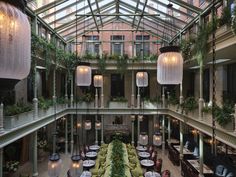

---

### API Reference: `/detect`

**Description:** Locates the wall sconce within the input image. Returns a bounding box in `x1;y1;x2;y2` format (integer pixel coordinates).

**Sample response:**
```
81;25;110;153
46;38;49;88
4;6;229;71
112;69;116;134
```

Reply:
153;132;162;146
95;121;101;130
139;132;148;146
76;62;91;86
136;71;148;87
84;120;92;130
93;74;103;88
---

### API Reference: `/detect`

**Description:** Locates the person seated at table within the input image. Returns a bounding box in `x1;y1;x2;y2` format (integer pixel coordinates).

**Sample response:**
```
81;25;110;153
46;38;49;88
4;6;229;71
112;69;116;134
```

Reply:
151;151;157;162
148;145;154;154
80;150;85;160
155;158;163;173
162;170;171;177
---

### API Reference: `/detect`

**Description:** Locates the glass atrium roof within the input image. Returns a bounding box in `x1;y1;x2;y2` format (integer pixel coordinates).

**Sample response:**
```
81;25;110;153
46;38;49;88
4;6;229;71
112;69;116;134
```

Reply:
26;0;208;43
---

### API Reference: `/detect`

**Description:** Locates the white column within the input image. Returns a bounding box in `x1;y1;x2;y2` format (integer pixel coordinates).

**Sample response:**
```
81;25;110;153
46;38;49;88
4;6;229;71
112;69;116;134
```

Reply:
234;104;236;133
33;66;38;120
137;118;140;145
0;103;4;133
179;84;184;105
0;148;3;177
101;85;104;108
162;87;165;108
65;74;69;108
162;115;165;154
65;117;68;154
95;88;98;108
70;115;74;155
131;116;135;145
131;70;135;107
180;121;183;160
168;116;171;145
199;132;204;177
101;115;104;144
137;87;140;108
70;75;74;108
32;131;38;177
95;115;98;145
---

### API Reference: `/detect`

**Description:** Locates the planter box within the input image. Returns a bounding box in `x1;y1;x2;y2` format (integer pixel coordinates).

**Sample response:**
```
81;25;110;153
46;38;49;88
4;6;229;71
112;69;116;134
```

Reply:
109;101;128;108
142;101;160;109
4;110;34;130
57;103;67;111
38;106;54;118
216;119;234;131
77;102;94;109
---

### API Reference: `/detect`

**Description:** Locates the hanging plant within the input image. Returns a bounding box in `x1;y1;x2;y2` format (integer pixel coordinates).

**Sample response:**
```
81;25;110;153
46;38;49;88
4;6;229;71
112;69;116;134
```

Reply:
117;54;128;75
98;53;107;74
231;8;236;35
218;7;231;27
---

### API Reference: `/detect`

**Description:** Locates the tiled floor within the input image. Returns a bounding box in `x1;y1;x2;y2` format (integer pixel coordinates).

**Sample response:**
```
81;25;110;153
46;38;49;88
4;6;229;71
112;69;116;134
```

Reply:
12;149;182;177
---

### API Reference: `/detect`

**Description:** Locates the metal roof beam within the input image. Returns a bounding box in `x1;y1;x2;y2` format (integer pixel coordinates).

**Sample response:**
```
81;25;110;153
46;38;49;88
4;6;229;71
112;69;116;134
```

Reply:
121;1;181;30
135;0;148;32
132;0;140;27
132;0;187;25
95;0;103;26
35;0;68;15
55;1;115;32
116;0;119;19
87;0;99;32
168;0;202;14
66;18;117;43
151;0;194;19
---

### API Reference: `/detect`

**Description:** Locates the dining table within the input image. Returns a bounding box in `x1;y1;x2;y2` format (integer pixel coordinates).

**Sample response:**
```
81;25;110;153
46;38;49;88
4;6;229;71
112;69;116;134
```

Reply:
144;171;161;177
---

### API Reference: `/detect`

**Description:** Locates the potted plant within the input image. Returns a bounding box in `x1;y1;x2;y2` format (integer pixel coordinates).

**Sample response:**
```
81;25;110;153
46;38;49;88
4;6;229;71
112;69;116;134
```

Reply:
5;160;19;173
181;97;198;115
4;101;33;129
38;97;54;118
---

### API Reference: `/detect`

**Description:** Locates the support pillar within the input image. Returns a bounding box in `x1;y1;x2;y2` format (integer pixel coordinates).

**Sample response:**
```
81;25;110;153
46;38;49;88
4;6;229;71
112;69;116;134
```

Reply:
162;87;165;108
101;86;104;108
199;132;204;177
0;148;3;177
179;84;184;105
95;88;98;108
168;116;171;145
234;104;236;133
65;117;68;154
32;131;38;177
70;75;74;108
101;115;104;144
180;121;183;160
131;116;135;145
70;114;74;155
137;87;140;108
137;116;141;145
95;115;98;145
131;70;135;107
33;63;38;120
65;74;69;108
162;115;165;155
0;103;4;133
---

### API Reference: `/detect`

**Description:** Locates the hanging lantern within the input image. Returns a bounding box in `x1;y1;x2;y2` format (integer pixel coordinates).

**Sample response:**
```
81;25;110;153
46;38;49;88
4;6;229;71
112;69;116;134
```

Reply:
153;132;162;146
48;153;62;177
93;74;103;88
157;46;183;85
0;1;31;90
95;121;101;130
84;120;92;130
136;71;148;87
139;132;148;146
70;155;83;177
76;62;91;86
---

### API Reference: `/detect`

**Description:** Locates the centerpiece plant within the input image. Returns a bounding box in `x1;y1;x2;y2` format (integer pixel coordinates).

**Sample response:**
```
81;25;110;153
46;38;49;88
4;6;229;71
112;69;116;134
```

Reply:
110;140;125;177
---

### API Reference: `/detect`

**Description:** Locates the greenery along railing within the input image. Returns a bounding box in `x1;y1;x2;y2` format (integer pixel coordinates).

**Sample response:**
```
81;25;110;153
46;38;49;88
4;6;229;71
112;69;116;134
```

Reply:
31;33;77;77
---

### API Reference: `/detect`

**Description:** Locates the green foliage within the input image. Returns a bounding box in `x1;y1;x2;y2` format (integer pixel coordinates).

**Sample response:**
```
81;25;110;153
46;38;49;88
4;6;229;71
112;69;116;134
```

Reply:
168;92;179;106
117;54;128;75
213;101;234;126
182;97;198;113
231;9;236;35
180;37;195;61
218;7;231;26
98;53;107;74
4;102;33;116
57;97;68;104
111;140;125;177
202;105;212;113
38;97;53;110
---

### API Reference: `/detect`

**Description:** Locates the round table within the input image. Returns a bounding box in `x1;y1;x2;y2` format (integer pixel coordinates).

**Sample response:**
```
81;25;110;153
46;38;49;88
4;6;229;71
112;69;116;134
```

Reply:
89;145;100;151
83;160;95;170
138;152;150;159
136;146;147;151
144;171;161;177
140;159;154;171
86;151;97;158
80;171;92;177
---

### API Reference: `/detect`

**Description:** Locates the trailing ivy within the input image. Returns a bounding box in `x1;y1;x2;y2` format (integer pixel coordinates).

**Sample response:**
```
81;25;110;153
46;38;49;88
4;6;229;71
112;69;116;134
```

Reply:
98;53;107;74
117;54;128;75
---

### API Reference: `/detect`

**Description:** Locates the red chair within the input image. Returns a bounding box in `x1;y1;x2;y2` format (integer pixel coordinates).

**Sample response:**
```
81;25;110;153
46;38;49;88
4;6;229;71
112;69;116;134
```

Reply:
162;170;171;177
155;158;163;173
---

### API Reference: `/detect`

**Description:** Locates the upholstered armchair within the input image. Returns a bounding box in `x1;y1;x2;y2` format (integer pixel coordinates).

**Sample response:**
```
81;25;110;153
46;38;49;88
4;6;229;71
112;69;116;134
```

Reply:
215;165;228;177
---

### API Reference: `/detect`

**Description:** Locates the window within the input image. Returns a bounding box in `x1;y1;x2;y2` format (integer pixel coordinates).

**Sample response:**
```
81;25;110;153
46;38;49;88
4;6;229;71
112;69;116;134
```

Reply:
111;35;124;56
187;0;194;15
135;35;150;58
111;74;124;97
85;35;100;56
199;0;205;6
